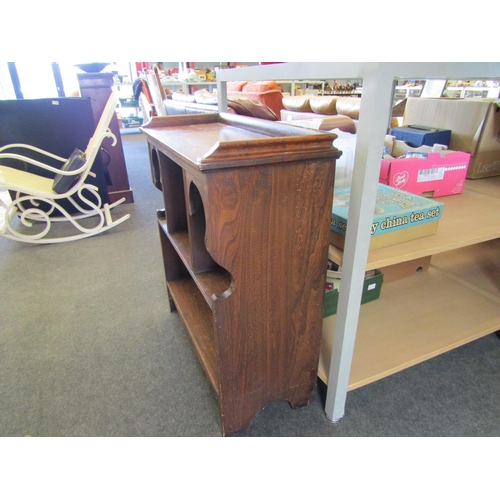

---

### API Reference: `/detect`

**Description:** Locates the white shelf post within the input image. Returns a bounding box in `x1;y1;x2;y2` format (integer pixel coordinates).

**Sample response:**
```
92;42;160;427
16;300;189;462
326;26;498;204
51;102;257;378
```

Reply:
324;65;396;421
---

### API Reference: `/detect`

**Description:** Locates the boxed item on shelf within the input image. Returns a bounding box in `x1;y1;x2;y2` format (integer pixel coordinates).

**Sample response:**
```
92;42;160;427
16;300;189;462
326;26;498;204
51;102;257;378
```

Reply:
324;268;383;318
119;97;139;107
378;256;432;283
390;124;451;148
379;139;470;197
330;183;444;251
403;98;500;179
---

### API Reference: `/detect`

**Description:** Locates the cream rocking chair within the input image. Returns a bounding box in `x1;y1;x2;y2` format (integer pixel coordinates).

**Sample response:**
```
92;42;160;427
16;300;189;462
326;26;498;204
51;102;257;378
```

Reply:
0;92;130;244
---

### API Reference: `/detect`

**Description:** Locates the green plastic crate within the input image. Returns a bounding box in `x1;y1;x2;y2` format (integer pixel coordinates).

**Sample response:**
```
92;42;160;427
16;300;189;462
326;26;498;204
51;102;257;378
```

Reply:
323;269;384;318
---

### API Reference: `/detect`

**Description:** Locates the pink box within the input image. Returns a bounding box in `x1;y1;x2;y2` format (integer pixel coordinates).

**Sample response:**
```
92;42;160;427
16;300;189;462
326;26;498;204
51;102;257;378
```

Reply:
379;149;471;198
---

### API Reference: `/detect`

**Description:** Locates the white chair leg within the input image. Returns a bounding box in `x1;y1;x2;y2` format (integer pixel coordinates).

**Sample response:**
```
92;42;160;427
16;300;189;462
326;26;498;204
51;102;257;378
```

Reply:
0;193;130;244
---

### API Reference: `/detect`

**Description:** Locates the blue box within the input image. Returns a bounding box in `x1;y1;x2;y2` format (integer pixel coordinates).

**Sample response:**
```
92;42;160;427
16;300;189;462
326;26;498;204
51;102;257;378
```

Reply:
390;125;451;148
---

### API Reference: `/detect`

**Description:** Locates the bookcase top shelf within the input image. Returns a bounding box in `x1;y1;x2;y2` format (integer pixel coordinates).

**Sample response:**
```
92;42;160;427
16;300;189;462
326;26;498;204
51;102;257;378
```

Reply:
141;112;341;170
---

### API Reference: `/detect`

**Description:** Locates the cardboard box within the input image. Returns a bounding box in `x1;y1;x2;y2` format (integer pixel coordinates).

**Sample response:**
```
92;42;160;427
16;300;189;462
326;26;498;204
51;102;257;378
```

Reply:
330;183;444;251
380;140;470;197
324;269;384;318
390;124;451;148
379;256;431;283
403;98;500;179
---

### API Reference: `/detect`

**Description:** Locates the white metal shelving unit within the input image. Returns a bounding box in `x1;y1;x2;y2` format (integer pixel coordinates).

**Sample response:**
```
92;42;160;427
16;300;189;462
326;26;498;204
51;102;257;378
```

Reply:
216;62;500;423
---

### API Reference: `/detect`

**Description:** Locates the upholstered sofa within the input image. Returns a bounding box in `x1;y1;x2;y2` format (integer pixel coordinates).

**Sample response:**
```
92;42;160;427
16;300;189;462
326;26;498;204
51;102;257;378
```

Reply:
162;80;284;119
279;95;362;134
280;94;403;133
226;80;284;118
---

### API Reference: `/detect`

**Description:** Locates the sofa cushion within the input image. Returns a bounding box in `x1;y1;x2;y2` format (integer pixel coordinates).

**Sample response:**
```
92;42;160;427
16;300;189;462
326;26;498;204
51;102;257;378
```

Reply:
227;81;248;91
194;89;218;105
309;96;339;115
282;95;313;112
172;92;196;102
228;98;277;121
242;81;279;93
281;109;357;134
164;99;236;116
335;97;362;119
228;89;283;119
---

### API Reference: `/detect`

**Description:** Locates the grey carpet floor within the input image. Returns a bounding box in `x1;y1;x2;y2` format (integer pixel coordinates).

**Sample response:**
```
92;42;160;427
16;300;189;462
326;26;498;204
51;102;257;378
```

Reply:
1;130;499;437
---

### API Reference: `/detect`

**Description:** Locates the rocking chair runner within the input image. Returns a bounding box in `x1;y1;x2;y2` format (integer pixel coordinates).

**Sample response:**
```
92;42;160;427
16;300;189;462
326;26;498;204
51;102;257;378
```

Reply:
0;92;130;244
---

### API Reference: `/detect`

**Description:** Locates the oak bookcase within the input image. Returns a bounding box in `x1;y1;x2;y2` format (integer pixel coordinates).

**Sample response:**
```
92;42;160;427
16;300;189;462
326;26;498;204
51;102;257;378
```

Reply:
141;112;340;435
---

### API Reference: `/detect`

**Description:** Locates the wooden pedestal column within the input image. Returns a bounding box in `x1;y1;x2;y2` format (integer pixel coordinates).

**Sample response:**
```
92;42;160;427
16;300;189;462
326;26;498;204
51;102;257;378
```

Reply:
78;72;134;204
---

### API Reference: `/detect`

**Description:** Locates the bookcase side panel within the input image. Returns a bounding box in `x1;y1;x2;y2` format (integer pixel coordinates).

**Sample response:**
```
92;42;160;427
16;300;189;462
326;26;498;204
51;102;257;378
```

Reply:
205;158;336;434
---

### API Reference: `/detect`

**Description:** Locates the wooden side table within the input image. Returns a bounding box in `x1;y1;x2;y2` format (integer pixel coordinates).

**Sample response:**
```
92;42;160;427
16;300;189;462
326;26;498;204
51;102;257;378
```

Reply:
142;113;340;435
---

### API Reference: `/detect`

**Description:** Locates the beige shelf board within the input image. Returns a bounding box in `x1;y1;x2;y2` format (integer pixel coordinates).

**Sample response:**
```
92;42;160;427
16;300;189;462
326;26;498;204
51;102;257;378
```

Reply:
329;178;500;271
319;262;500;391
430;238;500;300
465;175;500;198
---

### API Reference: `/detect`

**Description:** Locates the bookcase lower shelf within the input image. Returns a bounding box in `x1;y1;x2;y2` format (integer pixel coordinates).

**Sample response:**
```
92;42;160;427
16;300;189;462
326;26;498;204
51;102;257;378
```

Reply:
167;278;220;393
319;239;500;390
